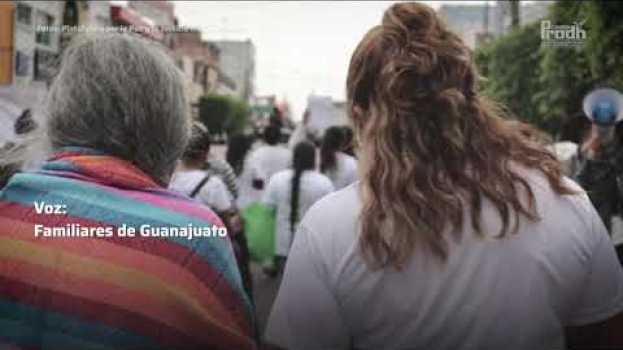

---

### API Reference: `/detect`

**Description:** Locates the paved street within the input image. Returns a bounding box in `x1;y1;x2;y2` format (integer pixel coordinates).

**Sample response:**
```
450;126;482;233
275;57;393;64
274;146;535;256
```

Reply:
251;263;282;337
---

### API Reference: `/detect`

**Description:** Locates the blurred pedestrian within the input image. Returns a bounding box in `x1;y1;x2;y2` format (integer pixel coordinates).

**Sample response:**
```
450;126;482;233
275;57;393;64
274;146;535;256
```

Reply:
0;142;16;189
238;125;292;209
0;33;256;349
209;152;240;200
227;133;255;178
550;113;592;177
262;141;334;276
13;109;36;135
341;125;356;157
320;126;358;190
170;122;233;213
574;122;623;231
573;109;623;264
266;3;623;350
269;106;284;131
0;109;38;189
170;121;254;301
288;109;315;149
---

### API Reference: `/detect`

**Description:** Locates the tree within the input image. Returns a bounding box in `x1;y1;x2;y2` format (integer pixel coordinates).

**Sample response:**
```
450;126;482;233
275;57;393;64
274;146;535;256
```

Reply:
198;95;250;139
224;98;250;135
582;1;623;88
536;1;623;132
475;1;623;137
198;95;231;138
475;22;547;130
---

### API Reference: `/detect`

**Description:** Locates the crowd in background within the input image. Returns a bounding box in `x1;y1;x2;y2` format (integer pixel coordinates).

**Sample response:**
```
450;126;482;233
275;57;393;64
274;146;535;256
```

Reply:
165;114;361;292
1;2;623;350
0;82;361;348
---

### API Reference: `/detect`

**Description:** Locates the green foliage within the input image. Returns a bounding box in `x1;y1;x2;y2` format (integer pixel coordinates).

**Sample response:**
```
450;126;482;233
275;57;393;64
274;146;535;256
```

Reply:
476;22;545;129
536;1;594;131
198;94;250;137
225;98;251;134
583;1;623;88
475;1;623;136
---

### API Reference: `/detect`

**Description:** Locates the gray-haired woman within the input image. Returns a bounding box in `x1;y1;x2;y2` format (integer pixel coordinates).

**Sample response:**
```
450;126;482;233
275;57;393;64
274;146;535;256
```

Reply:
0;33;257;349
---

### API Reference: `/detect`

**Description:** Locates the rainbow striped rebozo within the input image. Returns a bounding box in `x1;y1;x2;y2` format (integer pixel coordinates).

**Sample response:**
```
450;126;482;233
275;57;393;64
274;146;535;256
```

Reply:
0;147;257;350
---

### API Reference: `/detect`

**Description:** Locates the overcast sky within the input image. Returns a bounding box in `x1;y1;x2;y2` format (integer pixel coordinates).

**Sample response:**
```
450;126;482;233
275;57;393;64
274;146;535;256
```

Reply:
174;1;444;120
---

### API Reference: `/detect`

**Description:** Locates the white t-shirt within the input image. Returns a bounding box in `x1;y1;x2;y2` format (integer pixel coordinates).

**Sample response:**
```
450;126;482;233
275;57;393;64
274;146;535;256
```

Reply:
169;169;233;213
288;123;309;149
263;169;334;257
324;152;358;190
266;173;623;350
237;144;292;209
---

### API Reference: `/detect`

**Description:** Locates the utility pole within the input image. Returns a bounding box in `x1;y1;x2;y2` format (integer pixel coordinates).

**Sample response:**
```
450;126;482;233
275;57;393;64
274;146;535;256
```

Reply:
483;1;489;34
510;0;520;29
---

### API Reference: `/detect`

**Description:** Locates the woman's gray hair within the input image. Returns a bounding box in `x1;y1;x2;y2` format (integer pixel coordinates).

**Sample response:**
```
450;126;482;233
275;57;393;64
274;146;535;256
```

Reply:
45;32;190;185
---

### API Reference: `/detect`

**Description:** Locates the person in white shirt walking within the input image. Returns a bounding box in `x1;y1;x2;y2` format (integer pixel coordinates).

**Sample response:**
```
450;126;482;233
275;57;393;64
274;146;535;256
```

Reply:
169;122;233;213
169;122;255;298
321;126;358;190
266;3;623;350
263;141;334;274
238;125;292;209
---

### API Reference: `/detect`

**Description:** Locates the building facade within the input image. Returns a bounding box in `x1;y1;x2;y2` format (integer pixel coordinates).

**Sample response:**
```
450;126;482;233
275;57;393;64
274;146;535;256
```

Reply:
490;1;551;37
0;0;111;107
170;30;215;108
9;1;64;86
1;0;255;125
126;0;174;45
210;40;256;102
438;4;485;49
438;2;551;49
129;0;174;27
0;2;15;86
128;1;237;115
1;1;65;107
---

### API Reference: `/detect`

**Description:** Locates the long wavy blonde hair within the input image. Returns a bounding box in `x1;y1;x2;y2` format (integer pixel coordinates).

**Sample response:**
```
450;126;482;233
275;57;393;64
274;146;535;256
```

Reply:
347;2;576;269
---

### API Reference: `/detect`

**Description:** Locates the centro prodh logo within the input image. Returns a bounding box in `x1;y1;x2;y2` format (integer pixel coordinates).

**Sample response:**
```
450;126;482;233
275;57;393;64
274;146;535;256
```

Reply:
541;20;586;48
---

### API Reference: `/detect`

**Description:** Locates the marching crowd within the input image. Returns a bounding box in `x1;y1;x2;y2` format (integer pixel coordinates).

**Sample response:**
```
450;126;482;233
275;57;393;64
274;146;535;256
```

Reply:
1;2;623;350
166;116;360;297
